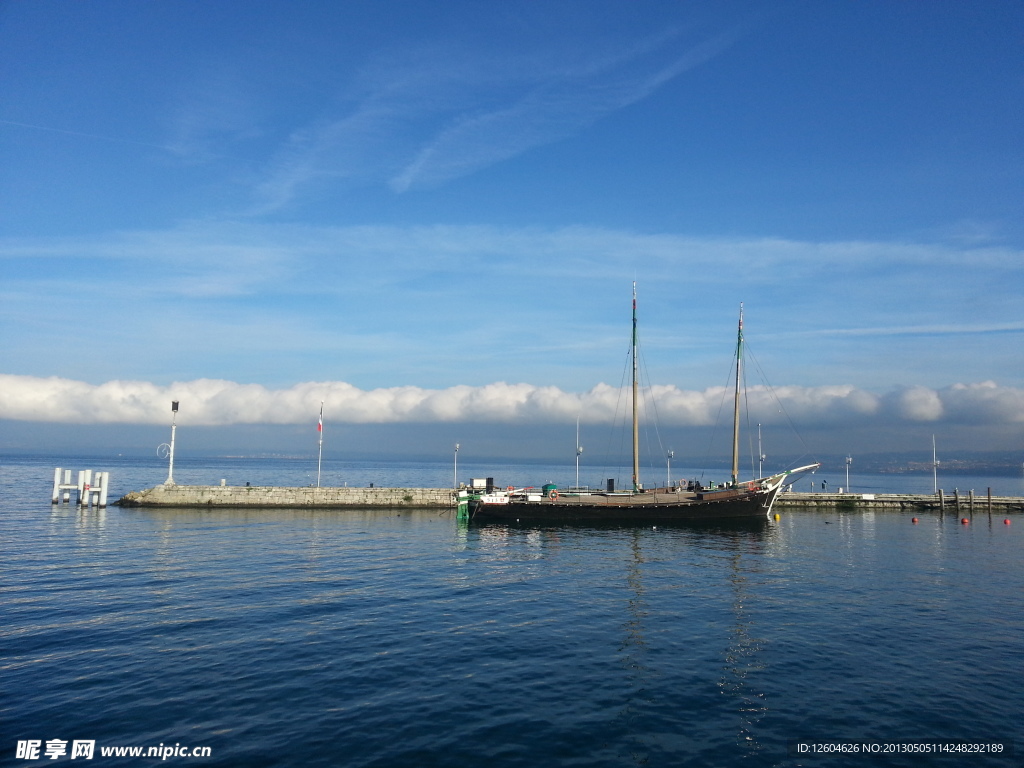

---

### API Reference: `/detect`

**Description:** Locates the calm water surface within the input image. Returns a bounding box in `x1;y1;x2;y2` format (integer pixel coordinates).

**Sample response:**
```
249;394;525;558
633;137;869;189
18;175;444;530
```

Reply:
2;456;1021;767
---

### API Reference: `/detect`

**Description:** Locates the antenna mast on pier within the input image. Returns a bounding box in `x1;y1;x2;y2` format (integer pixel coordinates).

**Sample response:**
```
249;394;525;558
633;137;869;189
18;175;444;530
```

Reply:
317;402;324;488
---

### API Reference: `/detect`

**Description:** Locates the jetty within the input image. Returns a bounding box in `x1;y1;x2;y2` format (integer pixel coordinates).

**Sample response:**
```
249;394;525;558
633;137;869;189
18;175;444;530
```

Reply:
776;490;1024;513
117;484;458;509
116;484;1024;514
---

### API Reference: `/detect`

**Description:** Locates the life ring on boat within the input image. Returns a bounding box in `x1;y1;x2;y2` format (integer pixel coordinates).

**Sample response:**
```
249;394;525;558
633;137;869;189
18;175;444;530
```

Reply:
548;489;559;500
508;486;515;492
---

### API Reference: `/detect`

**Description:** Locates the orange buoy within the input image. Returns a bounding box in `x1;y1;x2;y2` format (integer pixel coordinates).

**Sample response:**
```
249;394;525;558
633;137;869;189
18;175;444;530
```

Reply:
912;518;919;524
961;518;969;524
1005;519;1012;525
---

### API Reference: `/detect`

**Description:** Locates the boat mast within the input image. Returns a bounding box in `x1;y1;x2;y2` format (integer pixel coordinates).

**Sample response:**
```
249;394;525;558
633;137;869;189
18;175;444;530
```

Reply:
731;304;743;486
758;422;764;478
632;282;640;492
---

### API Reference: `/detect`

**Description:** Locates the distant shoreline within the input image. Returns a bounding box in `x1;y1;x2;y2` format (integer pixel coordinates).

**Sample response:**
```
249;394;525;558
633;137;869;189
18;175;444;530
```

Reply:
5;450;1022;475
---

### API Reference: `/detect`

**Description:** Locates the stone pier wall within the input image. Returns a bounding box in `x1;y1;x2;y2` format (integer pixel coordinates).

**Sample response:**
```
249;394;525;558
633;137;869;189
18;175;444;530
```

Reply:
118;484;457;508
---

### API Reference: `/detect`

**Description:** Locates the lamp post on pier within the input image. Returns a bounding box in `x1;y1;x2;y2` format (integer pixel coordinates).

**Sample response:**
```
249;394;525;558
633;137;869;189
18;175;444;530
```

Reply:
666;449;674;489
575;418;583;490
845;455;852;493
453;443;460;489
162;401;178;486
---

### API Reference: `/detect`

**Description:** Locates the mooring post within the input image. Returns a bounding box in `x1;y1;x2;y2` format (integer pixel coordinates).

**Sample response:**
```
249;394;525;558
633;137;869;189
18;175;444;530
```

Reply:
54;468;109;507
81;470;94;506
987;487;992;515
938;488;944;512
954;488;960;514
969;489;974;516
52;468;79;503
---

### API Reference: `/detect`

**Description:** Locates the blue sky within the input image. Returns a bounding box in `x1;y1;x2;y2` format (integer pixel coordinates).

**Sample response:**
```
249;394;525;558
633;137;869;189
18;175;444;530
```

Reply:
1;0;1022;461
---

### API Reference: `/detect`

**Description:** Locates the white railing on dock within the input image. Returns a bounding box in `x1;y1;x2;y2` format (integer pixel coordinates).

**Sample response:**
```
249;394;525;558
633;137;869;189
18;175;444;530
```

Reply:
52;467;109;507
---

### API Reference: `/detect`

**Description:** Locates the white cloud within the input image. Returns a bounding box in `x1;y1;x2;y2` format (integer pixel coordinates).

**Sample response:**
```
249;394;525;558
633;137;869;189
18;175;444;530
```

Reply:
944;381;1024;423
891;386;944;421
389;31;737;192
3;374;1022;429
7;221;1019;297
250;28;738;209
2;222;1021;392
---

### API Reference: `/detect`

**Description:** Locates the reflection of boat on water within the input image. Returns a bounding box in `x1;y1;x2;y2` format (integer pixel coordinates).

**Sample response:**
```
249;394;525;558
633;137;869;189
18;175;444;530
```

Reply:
469;286;818;524
465;516;775;762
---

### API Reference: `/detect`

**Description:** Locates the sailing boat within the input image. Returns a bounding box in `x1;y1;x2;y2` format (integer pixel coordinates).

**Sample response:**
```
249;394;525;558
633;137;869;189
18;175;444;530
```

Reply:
469;285;818;523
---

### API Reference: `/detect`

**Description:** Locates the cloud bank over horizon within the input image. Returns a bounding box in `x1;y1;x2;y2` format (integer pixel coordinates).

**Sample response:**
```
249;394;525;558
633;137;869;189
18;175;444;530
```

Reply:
3;374;1021;431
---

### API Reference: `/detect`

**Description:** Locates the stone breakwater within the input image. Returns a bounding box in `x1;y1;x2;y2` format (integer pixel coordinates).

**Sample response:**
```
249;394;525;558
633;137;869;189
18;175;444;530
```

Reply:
116;486;1023;513
117;484;457;509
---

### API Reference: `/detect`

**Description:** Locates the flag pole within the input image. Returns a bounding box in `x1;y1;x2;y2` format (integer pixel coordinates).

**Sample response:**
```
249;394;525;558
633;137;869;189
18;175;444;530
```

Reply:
317;401;324;488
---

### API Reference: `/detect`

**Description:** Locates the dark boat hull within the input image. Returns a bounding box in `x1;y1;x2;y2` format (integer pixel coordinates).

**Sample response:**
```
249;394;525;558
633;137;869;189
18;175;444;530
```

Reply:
470;489;775;524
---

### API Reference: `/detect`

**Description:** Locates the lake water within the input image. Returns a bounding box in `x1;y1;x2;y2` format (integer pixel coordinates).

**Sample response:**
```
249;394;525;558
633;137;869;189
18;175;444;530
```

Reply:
2;455;1021;767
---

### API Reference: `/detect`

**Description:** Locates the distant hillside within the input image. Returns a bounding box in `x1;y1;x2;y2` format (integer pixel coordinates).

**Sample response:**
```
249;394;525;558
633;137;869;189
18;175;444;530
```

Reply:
759;451;1024;477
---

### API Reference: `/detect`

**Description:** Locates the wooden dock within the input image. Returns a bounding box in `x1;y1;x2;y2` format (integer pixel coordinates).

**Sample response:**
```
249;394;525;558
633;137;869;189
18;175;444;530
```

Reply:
776;489;1024;513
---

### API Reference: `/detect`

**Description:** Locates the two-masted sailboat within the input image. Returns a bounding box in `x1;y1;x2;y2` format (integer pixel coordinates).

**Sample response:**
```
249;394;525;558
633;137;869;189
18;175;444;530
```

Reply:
469;285;818;523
